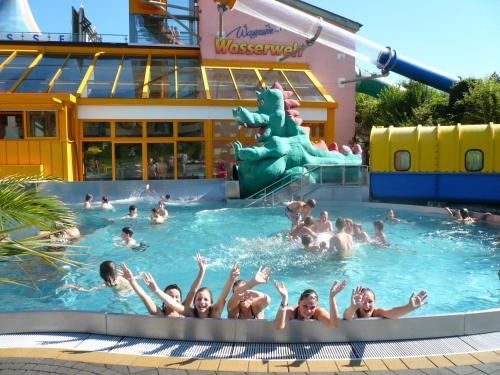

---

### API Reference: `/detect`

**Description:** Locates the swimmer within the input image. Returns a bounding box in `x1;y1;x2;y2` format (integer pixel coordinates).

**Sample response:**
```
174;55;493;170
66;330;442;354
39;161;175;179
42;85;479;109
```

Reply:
142;262;240;318
301;234;328;251
312;211;334;233
273;278;347;330
121;253;207;317
150;208;165;225
344;218;354;235
160;194;171;205
329;218;353;253
352;223;370;243
125;205;137;219
386;209;401;223
84;193;93;209
117;226;139;248
101;196;113;209
62;260;133;294
227;266;272;319
156;200;168;219
444;207;474;224
343;285;428;319
371;220;389;247
285;199;316;229
289;216;317;240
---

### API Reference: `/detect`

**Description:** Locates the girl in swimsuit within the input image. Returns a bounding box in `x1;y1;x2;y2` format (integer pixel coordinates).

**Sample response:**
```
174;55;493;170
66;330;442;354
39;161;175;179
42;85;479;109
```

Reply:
120;253;207;317
227;266;272;319
142;261;240;318
343;286;428;320
273;278;347;330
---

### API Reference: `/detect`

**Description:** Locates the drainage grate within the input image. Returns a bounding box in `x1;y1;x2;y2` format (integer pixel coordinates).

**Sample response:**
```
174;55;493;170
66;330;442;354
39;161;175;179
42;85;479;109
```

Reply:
74;334;122;352
460;332;500;351
0;332;89;349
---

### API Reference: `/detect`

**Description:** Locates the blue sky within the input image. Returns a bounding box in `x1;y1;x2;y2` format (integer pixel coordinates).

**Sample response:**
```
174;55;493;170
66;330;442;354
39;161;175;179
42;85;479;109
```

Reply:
28;0;499;82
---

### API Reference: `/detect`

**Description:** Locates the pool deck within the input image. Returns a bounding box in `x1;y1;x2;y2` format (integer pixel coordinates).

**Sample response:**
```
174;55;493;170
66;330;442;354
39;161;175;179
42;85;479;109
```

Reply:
0;332;499;374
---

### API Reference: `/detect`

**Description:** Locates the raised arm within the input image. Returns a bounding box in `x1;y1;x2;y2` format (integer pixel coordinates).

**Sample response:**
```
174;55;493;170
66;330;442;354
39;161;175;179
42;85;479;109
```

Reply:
325;279;346;327
61;283;105;293
182;253;207;309
227;266;272;314
120;263;160;316
142;272;187;315
212;262;240;318
343;285;364;320
249;290;271;318
379;290;428;319
273;280;290;330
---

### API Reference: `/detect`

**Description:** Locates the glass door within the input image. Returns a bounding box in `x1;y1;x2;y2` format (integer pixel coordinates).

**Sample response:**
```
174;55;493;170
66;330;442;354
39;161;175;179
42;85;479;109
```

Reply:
115;143;143;180
147;142;175;179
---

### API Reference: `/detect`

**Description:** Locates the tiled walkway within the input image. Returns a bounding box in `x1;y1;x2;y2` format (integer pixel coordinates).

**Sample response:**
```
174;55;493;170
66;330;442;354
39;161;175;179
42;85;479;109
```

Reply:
0;332;499;373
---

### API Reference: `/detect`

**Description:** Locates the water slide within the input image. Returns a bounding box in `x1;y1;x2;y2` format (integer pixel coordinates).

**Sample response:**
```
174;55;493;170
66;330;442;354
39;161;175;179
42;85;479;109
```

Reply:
216;0;459;92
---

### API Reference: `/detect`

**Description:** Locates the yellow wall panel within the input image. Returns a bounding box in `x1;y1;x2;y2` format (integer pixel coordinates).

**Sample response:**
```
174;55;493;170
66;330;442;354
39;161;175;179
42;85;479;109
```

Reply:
418;126;438;172
50;142;63;179
492;124;500;173
369;127;390;171
388;127;417;171
0;141;6;165
6;142;18;165
40;141;52;176
0;164;43;178
28;141;40;164
17;142;29;164
437;126;459;172
62;142;74;181
459;125;489;172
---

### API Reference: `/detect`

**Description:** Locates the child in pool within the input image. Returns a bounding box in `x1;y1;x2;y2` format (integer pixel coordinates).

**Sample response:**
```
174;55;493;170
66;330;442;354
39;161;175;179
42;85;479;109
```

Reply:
372;220;389;247
150;208;165;225
273;278;347;330
121;253;207;317
386;209;401;223
142;262;240;318
101;196;113;209
125;205;137;219
62;261;133;294
114;227;139;248
84;193;93;209
285;199;316;229
312;211;334;233
343;285;428;319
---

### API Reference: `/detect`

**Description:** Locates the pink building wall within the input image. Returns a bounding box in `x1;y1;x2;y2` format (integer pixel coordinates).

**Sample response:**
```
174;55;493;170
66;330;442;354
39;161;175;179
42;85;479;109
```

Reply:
198;0;357;146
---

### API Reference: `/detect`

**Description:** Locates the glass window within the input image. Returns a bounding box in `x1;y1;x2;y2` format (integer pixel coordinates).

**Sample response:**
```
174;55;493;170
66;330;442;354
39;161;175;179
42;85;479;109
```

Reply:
149;58;175;98
177;141;205;179
213;120;239;138
27;111;56;137
83;142;112;180
178;121;203;137
83;122;111;137
116;122;143;137
394;150;411;171
115;143;143;180
0;112;23;139
113;56;148;98
147;121;173;137
213;141;236;179
302;122;325;138
81;56;121;98
177;58;204;99
205;68;237;99
283;71;325;101
258;69;294;93
147;143;174;179
15;54;67;93
0;54;37;92
465;149;483;172
0;52;11;66
50;55;93;93
231;69;260;99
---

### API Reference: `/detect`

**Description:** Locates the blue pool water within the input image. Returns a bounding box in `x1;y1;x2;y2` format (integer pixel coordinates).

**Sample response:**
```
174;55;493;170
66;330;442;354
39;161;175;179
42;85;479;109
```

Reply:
1;199;498;317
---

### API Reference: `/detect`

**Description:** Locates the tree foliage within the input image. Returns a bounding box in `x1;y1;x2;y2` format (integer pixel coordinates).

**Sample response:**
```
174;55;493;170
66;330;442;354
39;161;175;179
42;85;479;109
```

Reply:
0;175;81;287
355;74;500;136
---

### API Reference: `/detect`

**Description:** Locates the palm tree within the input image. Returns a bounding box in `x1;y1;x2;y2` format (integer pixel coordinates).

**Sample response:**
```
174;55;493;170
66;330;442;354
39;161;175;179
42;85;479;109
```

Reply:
0;175;82;287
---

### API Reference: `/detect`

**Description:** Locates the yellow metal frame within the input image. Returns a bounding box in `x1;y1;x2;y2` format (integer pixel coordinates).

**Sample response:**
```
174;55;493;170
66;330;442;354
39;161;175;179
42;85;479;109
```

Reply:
46;54;71;93
8;53;44;93
110;55;125;97
0;51;17;73
76;52;102;98
142;55;152;99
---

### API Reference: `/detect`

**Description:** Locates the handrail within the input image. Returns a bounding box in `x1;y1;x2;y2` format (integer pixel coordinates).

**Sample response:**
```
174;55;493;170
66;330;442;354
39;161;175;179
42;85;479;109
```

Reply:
244;164;368;208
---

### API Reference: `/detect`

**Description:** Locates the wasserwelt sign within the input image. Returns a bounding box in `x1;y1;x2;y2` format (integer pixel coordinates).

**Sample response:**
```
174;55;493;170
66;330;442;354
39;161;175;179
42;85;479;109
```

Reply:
215;38;303;58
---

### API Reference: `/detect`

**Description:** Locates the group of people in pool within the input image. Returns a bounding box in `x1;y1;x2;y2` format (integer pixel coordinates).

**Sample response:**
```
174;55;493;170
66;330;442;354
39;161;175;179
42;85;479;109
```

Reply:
285;199;395;254
88;255;428;328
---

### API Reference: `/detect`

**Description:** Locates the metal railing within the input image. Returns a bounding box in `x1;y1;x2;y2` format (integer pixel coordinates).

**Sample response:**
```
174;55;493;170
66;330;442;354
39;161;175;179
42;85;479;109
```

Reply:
0;32;129;44
245;164;368;208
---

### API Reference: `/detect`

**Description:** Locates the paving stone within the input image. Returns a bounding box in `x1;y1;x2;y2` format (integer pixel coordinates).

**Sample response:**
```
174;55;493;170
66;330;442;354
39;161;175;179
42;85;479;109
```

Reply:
392;370;425;375
419;368;457;375
448;366;480;375
473;363;500;374
157;369;188;375
105;364;131;374
127;368;159;375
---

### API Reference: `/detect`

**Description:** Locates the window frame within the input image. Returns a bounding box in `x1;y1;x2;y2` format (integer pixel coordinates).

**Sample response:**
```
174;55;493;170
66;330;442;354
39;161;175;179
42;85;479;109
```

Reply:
464;149;484;172
394;150;411;171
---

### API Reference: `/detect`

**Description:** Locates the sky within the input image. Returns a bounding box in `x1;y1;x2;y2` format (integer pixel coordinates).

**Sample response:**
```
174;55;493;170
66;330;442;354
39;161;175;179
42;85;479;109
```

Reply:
27;0;499;83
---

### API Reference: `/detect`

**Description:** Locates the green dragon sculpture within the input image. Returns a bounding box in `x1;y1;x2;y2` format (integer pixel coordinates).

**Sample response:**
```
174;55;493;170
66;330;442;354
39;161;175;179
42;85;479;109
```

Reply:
232;82;362;198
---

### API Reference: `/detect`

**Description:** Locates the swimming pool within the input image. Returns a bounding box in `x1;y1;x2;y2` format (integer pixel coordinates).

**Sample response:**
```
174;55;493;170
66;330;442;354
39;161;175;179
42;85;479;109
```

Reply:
0;199;498;317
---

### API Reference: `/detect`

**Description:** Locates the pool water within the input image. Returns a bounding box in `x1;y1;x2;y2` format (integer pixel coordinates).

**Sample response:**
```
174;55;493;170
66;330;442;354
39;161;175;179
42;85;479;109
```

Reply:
1;199;498;318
